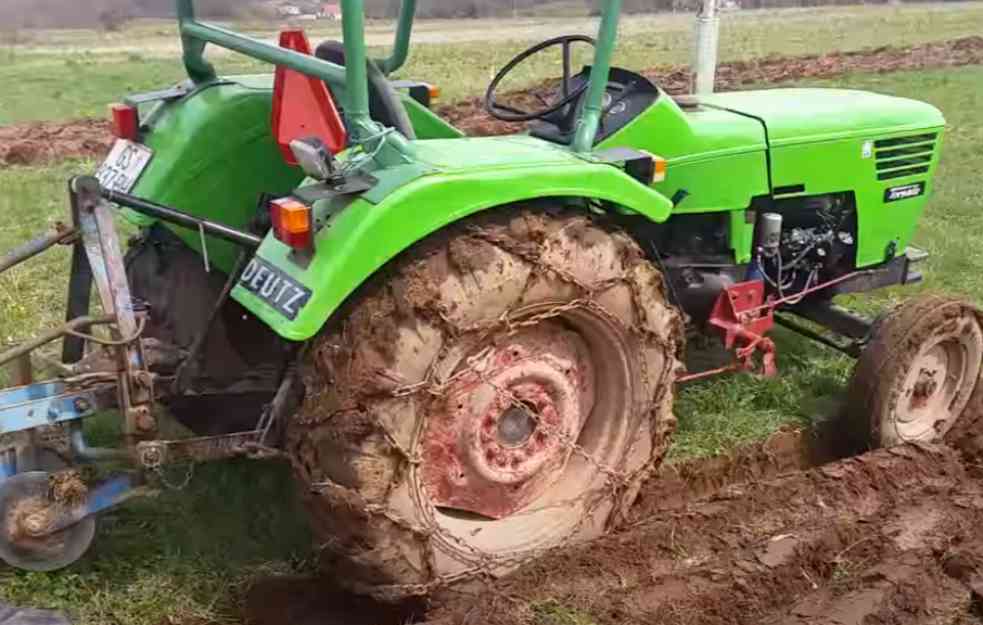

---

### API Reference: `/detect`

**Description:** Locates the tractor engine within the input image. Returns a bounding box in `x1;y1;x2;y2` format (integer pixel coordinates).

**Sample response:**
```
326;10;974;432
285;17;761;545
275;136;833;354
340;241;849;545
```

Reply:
752;193;858;298
650;193;861;329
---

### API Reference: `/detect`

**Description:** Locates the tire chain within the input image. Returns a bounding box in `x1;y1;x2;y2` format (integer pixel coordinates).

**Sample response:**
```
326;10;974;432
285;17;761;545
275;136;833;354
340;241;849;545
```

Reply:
302;217;683;601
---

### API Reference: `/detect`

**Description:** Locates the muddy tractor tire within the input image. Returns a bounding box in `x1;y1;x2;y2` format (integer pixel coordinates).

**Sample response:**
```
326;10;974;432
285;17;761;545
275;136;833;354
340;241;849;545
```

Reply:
286;207;684;600
843;295;983;451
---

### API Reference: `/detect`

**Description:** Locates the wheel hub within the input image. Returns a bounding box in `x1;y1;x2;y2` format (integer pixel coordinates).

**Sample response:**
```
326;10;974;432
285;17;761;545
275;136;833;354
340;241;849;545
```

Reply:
422;323;595;519
908;365;941;412
897;335;972;439
497;404;537;448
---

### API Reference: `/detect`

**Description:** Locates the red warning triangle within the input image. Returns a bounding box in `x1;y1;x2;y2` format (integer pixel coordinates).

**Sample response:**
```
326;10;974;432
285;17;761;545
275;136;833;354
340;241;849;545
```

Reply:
271;29;348;164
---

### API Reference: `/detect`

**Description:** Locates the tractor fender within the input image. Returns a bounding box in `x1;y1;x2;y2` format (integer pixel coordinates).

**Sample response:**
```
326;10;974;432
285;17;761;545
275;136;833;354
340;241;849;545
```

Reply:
231;163;674;341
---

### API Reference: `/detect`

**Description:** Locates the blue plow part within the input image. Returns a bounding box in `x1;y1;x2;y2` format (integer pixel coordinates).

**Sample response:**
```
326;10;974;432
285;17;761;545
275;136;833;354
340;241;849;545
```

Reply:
0;382;104;437
85;475;136;516
0;452;13;481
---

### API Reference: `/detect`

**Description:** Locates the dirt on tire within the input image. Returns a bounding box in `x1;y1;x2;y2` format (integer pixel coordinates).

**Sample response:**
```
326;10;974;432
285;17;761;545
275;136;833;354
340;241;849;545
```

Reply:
841;297;983;452
287;206;684;601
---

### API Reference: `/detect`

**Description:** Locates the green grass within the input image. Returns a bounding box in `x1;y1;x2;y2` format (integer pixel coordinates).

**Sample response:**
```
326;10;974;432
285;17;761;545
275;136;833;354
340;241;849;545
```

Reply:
0;160;85;352
531;600;599;625
2;7;983;621
3;2;983;122
2;66;982;623
0;454;311;623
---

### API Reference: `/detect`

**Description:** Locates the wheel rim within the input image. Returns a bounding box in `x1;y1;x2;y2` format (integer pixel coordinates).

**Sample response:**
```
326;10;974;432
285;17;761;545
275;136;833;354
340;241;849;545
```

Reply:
892;316;983;442
418;304;638;557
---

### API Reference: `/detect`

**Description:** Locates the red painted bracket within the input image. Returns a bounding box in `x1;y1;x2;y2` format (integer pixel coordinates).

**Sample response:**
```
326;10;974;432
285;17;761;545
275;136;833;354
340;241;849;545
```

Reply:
704;280;778;378
271;29;348;165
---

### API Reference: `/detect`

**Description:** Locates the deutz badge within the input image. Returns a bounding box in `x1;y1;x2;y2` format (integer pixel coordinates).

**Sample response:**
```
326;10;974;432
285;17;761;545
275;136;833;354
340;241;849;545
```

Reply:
861;140;874;159
239;257;312;320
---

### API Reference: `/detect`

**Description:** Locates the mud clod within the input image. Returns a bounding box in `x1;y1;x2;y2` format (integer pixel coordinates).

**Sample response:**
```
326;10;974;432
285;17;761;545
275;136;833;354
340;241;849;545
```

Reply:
243;435;983;625
419;443;983;625
0;119;112;168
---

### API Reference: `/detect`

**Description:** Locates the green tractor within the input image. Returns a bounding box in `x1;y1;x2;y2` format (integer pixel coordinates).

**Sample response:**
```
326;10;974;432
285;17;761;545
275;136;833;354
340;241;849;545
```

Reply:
1;0;980;600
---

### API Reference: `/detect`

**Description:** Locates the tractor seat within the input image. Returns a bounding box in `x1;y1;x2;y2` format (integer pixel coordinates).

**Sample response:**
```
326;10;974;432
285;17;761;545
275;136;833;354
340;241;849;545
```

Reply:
315;40;416;140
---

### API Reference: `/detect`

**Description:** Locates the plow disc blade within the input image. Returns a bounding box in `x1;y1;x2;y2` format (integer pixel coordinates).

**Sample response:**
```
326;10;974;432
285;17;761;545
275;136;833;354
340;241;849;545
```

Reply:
0;472;96;572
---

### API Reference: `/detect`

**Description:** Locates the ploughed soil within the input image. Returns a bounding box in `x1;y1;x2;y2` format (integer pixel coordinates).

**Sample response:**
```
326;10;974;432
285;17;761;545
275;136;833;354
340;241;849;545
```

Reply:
242;424;983;625
420;440;983;625
0;118;112;168
2;36;982;169
2;34;982;625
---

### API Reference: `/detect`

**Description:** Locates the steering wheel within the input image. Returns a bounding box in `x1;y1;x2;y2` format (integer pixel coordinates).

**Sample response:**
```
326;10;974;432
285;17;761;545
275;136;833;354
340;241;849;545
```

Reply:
485;35;596;123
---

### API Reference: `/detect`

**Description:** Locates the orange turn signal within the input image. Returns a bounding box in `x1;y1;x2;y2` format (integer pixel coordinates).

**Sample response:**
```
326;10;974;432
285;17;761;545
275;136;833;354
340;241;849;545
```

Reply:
428;84;441;101
652;157;668;182
270;197;313;250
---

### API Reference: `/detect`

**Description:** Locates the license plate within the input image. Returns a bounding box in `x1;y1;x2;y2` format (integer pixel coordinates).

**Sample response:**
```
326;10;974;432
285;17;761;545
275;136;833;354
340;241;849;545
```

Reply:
95;139;153;194
239;258;312;320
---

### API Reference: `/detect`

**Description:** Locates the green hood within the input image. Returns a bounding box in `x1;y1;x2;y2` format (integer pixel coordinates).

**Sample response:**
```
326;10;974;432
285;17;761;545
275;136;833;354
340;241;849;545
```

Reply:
700;88;946;146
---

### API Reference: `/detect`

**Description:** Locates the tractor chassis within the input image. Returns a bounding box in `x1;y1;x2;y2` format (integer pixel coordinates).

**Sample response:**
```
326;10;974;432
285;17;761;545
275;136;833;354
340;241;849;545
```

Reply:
0;175;920;568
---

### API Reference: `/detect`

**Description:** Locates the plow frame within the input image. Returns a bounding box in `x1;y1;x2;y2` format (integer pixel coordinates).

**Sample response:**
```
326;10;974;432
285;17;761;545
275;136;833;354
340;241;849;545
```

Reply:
0;177;288;555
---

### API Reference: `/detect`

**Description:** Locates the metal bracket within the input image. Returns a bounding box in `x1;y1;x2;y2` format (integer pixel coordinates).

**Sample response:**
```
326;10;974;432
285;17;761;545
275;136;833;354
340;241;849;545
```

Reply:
678;272;865;383
0;382;111;438
689;280;778;380
136;430;279;469
73;177;157;439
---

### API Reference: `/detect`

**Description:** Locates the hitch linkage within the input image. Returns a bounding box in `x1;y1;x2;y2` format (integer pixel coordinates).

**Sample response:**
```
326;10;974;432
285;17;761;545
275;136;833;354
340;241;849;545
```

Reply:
0;177;284;571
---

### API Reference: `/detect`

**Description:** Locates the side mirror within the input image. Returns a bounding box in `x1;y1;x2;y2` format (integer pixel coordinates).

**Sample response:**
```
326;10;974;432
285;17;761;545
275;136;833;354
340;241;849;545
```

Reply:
289;137;336;182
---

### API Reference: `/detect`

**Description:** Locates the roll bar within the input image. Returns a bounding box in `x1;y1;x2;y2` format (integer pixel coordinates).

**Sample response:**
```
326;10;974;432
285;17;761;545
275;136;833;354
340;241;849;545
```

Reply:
174;0;622;153
176;0;415;145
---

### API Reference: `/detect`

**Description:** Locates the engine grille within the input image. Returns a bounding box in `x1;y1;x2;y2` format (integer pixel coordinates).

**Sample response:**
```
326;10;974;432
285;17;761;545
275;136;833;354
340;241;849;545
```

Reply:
873;132;937;181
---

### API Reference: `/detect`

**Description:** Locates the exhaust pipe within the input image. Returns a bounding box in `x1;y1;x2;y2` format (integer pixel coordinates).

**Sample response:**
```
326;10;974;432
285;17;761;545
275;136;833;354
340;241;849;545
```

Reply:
692;0;720;95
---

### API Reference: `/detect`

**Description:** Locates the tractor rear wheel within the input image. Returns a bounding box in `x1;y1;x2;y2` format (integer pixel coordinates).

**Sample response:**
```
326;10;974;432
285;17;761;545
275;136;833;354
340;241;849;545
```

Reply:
286;207;684;600
843;295;983;450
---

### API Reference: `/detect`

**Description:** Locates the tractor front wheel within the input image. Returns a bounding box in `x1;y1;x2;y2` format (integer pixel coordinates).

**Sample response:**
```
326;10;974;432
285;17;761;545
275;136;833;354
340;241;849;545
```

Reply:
286;207;683;599
843;295;983;450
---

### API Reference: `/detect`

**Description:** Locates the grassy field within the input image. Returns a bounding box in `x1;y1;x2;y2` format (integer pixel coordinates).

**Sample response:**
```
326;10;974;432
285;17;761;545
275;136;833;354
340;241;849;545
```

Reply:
1;5;983;624
2;2;983;121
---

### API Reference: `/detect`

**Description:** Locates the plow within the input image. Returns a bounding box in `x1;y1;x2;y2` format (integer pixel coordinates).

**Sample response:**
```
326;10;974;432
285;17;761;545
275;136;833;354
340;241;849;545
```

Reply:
2;0;981;604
